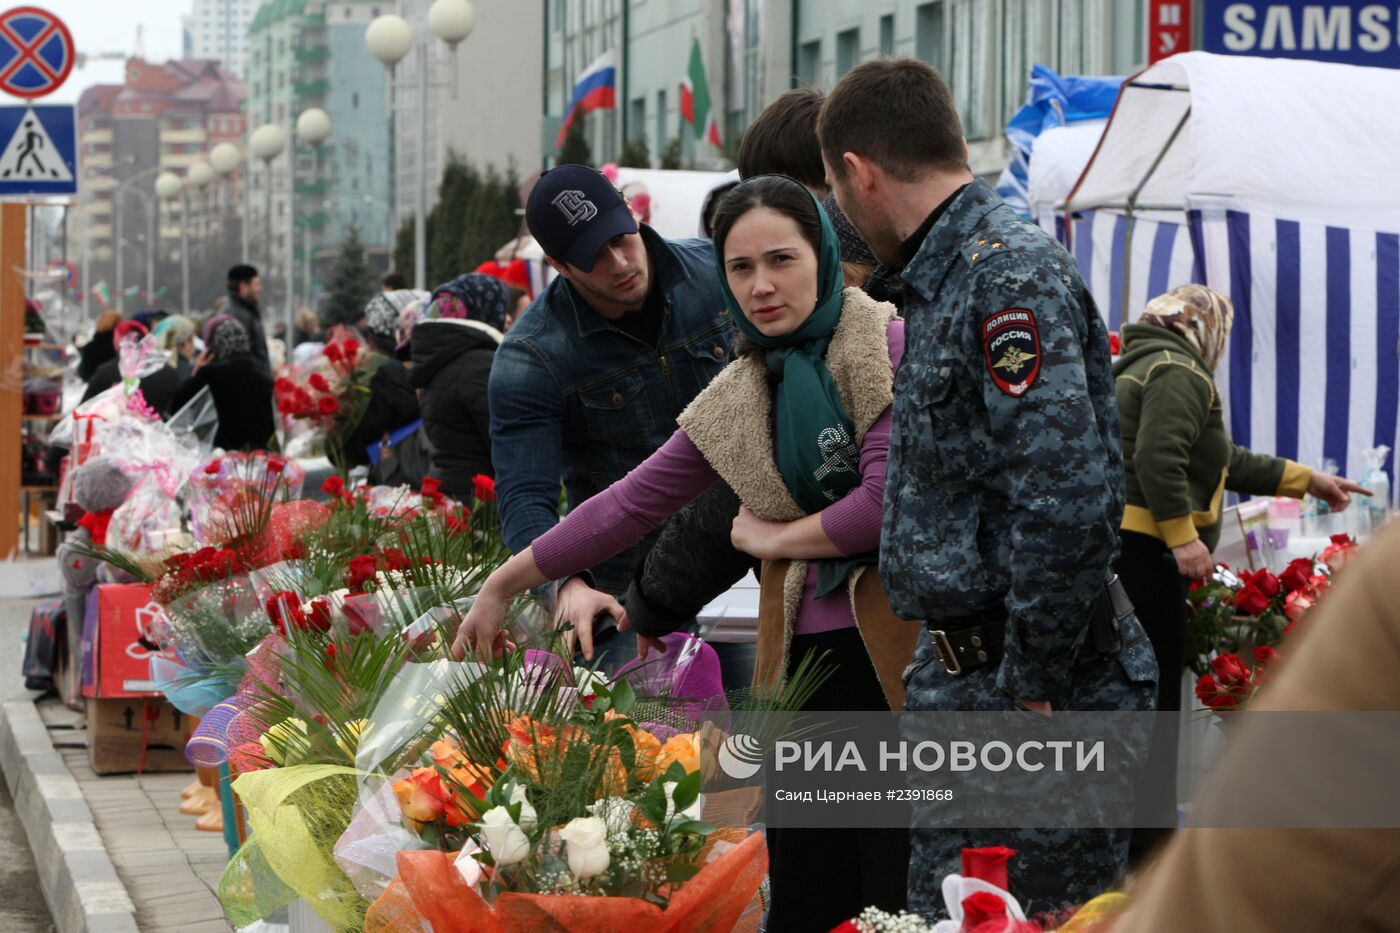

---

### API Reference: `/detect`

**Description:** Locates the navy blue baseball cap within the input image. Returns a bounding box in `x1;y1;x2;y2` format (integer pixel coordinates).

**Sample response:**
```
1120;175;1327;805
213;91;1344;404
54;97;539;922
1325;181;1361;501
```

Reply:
526;165;639;273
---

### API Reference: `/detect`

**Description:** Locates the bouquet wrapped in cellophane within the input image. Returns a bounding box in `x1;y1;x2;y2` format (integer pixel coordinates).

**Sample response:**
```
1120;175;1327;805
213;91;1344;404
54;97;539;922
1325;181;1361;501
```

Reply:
332;615;842;933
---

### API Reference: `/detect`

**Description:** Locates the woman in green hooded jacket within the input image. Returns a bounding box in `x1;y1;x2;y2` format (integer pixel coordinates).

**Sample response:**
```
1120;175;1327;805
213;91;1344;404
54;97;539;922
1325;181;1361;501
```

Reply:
1112;284;1367;862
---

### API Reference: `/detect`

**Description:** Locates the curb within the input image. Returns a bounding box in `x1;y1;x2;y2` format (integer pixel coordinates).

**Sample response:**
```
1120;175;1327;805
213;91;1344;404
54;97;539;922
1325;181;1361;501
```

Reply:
0;697;140;933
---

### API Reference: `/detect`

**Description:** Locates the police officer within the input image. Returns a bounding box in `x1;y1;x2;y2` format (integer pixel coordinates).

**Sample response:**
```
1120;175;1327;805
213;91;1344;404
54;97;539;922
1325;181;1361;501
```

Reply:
819;59;1158;918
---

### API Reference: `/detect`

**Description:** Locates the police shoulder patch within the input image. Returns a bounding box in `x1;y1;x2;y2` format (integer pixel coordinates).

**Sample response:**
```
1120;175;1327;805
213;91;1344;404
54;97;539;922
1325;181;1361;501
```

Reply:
982;309;1041;397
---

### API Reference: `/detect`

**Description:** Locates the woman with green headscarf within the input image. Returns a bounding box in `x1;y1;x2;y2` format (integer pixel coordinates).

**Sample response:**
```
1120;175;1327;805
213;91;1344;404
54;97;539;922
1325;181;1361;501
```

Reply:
453;174;915;926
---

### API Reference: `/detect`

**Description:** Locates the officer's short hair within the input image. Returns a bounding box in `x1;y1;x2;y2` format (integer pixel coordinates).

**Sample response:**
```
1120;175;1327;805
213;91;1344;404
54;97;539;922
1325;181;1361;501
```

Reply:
737;88;826;190
819;58;966;183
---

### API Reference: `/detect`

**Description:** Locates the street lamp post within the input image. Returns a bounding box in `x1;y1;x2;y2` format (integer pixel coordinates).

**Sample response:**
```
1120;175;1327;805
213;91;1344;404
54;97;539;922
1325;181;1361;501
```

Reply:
209;142;244;263
367;1;476;291
295;108;332;318
188;160;214;246
155;172;188;311
250;123;288;338
114;164;161;312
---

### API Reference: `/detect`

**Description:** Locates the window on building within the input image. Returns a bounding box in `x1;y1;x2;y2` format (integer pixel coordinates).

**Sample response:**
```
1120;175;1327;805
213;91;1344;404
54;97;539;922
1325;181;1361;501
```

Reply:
352;92;359;109
1003;0;1030;125
836;28;859;78
915;2;945;72
628;97;646;143
655;88;667;159
879;13;895;56
1111;0;1144;70
1021;0;1059;74
797;39;821;88
949;0;992;139
551;0;564;31
1060;0;1084;74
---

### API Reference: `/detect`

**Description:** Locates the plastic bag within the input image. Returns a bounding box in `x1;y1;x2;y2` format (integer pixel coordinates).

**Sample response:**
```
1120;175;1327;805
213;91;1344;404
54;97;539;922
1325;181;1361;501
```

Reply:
1358;445;1391;532
106;472;183;558
168;384;220;444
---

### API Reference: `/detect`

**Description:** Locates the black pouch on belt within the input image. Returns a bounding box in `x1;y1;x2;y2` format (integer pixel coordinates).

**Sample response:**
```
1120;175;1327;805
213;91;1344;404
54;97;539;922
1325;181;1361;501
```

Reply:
1089;572;1135;658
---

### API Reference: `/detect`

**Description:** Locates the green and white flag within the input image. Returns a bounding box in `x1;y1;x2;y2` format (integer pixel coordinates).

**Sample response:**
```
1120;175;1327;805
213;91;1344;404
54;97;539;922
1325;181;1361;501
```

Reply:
680;38;722;148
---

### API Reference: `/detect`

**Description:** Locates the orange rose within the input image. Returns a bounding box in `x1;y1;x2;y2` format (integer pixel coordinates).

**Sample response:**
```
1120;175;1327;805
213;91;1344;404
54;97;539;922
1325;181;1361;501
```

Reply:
603;710;662;781
654;731;703;776
430;737;471;770
440;768;491;827
631;728;663;781
504;716;580;785
393;767;447;831
591;745;629;800
429;737;494;825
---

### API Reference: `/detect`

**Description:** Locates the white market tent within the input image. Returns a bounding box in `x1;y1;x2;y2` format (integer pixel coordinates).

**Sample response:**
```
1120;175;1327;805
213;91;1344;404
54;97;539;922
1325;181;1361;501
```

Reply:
1053;51;1400;487
612;167;730;240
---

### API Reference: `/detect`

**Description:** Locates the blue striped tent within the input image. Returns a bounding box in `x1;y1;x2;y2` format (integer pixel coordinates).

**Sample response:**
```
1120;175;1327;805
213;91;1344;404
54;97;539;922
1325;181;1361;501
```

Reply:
1057;52;1400;495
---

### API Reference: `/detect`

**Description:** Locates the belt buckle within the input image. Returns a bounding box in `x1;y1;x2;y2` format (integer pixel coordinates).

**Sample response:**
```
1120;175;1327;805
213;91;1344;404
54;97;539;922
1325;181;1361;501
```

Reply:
930;629;963;676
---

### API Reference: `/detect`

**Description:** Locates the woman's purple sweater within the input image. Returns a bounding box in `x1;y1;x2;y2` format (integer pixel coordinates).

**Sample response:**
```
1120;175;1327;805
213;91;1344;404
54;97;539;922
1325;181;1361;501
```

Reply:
533;321;903;635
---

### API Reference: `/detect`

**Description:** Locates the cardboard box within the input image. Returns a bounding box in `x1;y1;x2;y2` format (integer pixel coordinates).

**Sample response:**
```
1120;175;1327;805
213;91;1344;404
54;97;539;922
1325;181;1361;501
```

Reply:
83;583;175;699
87;696;192;775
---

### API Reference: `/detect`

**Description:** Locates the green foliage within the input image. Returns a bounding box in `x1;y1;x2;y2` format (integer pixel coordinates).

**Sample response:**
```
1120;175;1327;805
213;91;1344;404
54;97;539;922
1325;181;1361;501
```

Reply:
557;118;593;167
659;135;683;170
394;154;525;289
618;135;651;169
393;218;413;280
319;226;375;326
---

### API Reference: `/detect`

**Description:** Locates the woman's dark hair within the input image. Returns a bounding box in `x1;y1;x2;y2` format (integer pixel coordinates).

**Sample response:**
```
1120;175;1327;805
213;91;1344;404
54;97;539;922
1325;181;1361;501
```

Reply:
712;175;826;360
711;174;823;268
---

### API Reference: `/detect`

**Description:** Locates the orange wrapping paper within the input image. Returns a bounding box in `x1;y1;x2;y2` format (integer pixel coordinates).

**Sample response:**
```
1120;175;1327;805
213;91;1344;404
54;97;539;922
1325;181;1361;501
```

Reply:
365;830;767;933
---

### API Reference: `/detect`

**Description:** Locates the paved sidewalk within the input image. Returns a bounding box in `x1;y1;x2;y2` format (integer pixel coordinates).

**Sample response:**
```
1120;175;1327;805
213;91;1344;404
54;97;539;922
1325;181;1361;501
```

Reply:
41;699;235;933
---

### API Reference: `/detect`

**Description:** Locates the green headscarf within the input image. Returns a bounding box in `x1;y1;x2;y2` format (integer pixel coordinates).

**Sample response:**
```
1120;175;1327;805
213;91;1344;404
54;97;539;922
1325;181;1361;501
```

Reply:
717;176;865;594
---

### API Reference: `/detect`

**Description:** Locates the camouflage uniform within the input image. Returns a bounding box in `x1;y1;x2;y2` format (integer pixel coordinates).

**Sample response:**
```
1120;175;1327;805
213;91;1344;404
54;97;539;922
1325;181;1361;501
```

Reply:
882;180;1158;918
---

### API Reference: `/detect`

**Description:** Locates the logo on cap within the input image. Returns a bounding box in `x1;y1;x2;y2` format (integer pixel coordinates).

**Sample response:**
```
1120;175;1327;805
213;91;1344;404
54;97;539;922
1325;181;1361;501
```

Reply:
552;189;597;226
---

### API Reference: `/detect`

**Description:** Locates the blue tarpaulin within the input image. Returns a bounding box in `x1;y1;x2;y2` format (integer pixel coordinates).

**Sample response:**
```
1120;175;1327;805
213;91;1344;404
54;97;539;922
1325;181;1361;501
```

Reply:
996;65;1124;219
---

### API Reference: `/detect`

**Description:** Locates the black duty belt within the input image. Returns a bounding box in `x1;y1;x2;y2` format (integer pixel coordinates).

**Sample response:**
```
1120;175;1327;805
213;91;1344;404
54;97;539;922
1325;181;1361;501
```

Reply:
928;615;1008;677
924;573;1134;678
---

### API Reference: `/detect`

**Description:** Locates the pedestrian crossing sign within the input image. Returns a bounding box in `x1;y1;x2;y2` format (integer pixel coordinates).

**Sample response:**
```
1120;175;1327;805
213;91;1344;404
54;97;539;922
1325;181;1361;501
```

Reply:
0;104;75;196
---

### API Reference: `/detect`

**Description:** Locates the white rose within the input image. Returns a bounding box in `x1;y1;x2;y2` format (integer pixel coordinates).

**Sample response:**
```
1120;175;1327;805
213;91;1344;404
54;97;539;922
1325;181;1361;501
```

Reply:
572;666;608;696
588;796;636;836
558;816;610;879
663;781;704;825
478;806;531;866
508;786;538;832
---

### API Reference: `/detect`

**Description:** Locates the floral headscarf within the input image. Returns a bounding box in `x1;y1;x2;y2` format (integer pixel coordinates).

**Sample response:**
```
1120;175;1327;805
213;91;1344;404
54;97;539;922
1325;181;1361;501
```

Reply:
363;289;424;342
426;273;511;332
207;316;252;359
1138;284;1235;371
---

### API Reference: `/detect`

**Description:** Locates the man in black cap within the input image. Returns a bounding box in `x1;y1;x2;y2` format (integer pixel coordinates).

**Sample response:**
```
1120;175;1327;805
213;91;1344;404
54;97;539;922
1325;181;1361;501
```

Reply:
225;264;270;376
488;165;733;660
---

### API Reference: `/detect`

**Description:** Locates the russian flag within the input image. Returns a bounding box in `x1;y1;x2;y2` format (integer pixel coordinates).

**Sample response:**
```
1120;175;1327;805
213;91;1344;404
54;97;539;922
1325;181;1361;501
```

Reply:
556;51;617;149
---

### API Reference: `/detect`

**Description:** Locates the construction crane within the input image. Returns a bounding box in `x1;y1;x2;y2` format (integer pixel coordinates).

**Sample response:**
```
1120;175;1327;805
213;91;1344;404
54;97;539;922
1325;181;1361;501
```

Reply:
74;25;146;68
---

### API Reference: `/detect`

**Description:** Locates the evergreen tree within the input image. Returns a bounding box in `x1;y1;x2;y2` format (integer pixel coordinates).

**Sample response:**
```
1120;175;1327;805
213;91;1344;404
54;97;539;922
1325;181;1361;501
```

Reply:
393;219;414;280
619;135;651;168
320;226;375;326
460;164;523;272
660;136;683;170
557;118;593;167
428;156;479;286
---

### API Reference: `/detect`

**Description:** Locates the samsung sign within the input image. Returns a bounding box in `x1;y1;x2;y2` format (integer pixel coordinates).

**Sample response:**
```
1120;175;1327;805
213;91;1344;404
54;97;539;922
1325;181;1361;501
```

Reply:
1203;1;1400;67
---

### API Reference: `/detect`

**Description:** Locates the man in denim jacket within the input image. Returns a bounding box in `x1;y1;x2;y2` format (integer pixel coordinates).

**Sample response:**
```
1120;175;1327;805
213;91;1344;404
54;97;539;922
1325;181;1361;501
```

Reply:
488;166;734;658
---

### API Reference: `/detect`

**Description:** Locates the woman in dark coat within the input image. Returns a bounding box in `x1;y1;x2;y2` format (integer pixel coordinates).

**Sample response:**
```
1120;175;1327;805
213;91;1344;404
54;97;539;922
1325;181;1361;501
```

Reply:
77;311;121;382
345;291;423;467
168;316;275;452
408;274;509;497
